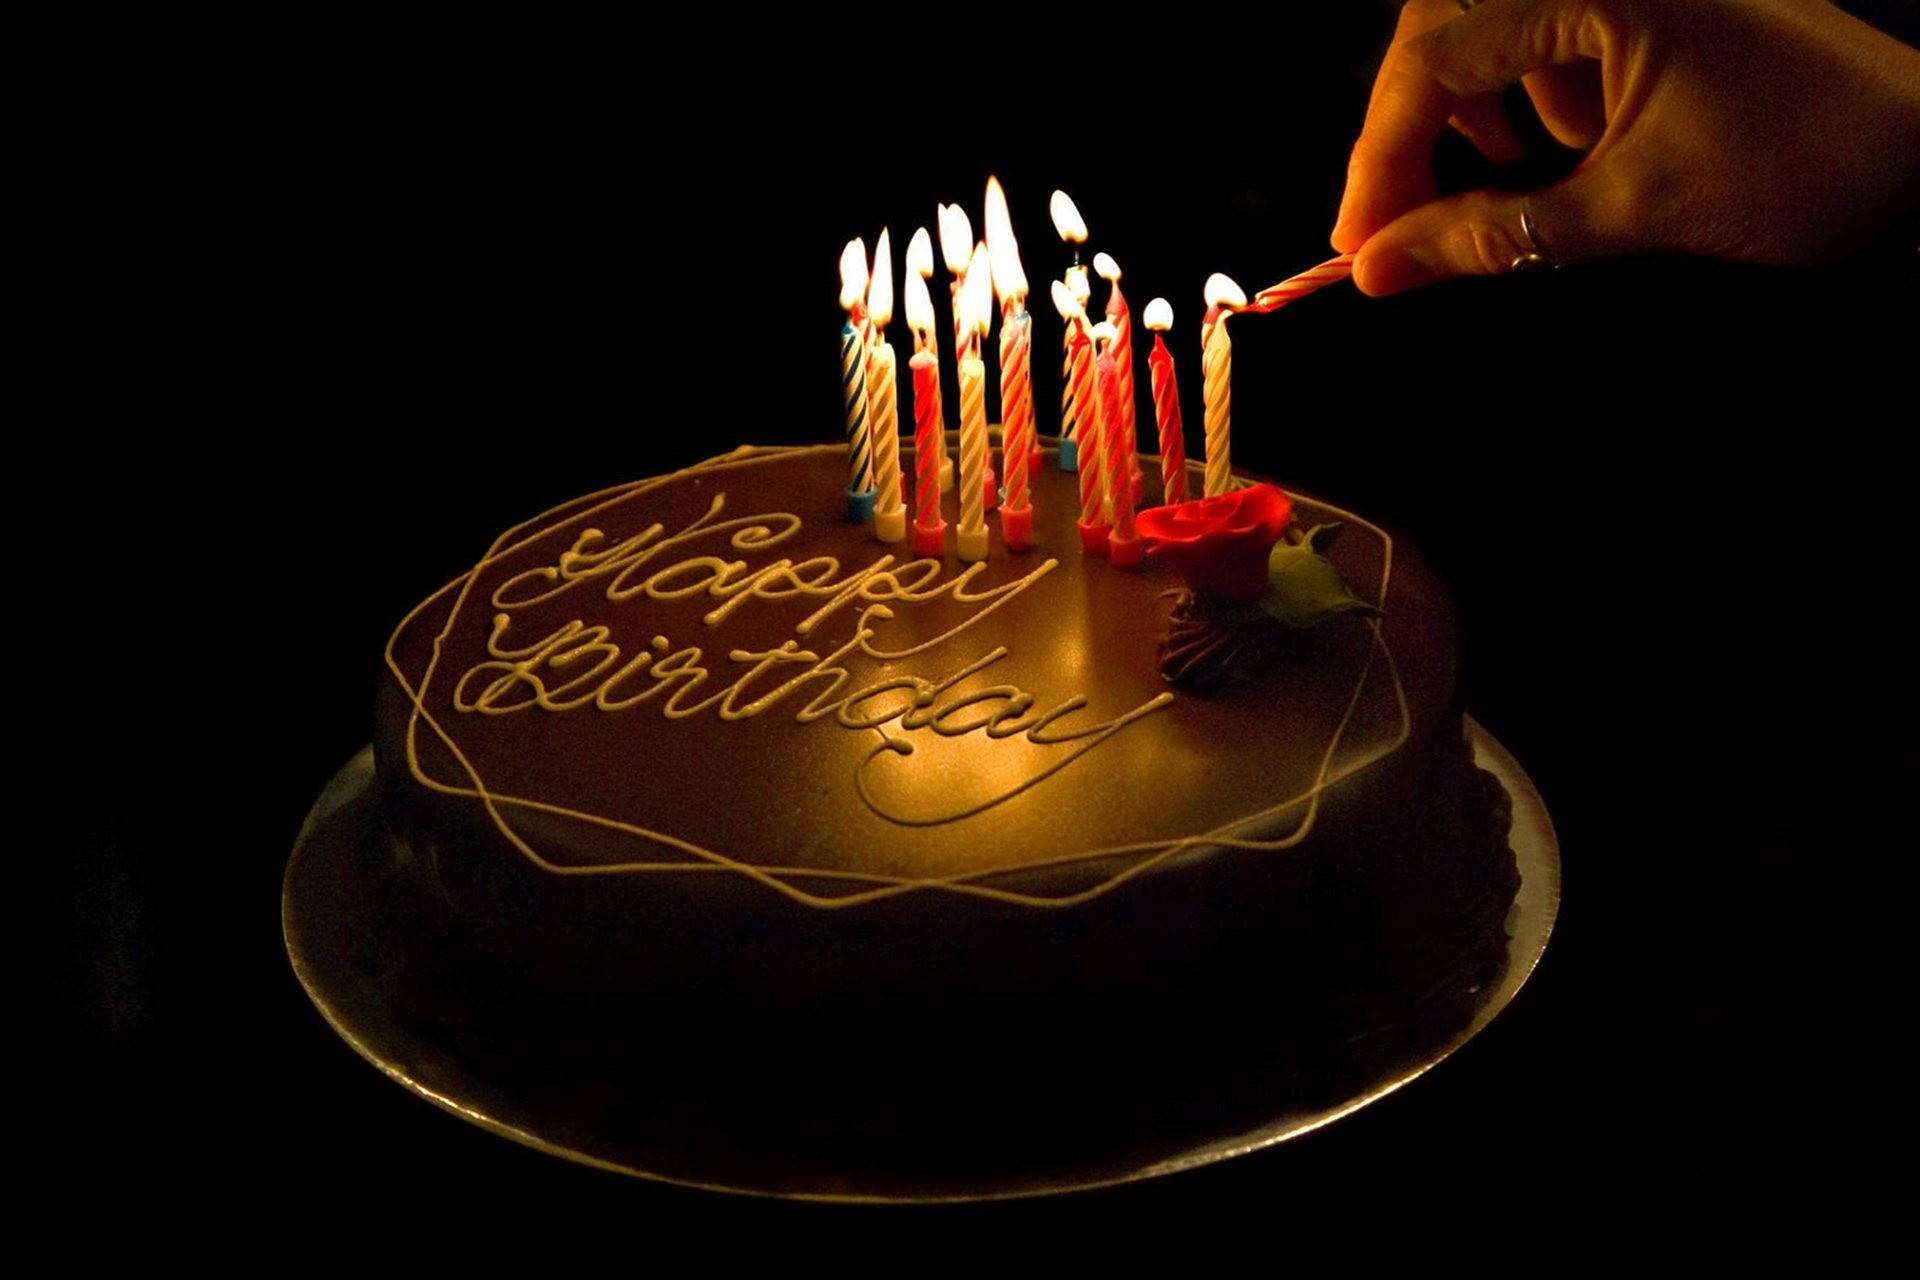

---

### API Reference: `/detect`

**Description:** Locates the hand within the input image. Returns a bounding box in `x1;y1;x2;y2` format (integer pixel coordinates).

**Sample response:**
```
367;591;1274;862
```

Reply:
1331;0;1920;295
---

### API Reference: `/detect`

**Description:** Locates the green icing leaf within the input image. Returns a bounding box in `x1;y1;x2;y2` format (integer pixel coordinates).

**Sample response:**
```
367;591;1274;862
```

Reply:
1257;542;1383;628
1302;522;1343;554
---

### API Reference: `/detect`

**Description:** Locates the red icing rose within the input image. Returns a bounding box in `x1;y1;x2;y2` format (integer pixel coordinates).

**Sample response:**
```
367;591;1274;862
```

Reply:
1136;484;1293;601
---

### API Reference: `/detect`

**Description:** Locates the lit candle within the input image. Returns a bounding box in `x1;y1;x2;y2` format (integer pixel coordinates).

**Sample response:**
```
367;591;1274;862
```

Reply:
866;229;907;544
955;243;995;563
1095;252;1143;506
1092;321;1140;567
1060;299;1106;556
1049;190;1087;258
1051;281;1096;505
1200;272;1246;499
938;203;973;351
1142;297;1189;506
986;177;1042;482
941;208;996;514
1049;191;1089;471
905;267;946;557
986;178;1036;548
838;238;877;521
905;227;938;355
906;225;956;494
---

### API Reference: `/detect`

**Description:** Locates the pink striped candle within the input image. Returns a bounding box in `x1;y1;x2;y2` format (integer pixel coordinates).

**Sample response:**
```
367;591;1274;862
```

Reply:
1246;253;1355;314
1096;253;1143;505
1093;322;1140;567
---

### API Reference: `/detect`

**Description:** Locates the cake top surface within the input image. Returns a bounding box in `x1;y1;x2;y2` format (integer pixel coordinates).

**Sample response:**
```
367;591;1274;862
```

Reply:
383;443;1451;909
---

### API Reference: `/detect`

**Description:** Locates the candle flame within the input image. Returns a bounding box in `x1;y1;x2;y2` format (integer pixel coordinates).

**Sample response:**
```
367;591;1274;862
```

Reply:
1091;319;1118;347
905;270;936;335
1093;251;1120;282
1068;268;1090;306
839;238;870;311
938;204;973;275
1049;190;1087;244
907;226;935;279
984;176;1027;303
1203;272;1247;310
869;228;895;328
1049;278;1082;322
1143;297;1173;331
961;243;994;337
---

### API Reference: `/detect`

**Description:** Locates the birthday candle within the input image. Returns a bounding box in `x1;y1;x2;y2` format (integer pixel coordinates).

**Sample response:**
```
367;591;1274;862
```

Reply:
1049;191;1089;471
1093;321;1140;567
905;268;947;557
838;239;876;520
1200;272;1246;499
1095;252;1142;505
866;229;907;544
906;225;956;495
941;209;996;515
954;243;994;563
1069;328;1106;555
938;204;972;352
1248;254;1356;313
1142;297;1189;506
1051;279;1095;485
986;177;1035;548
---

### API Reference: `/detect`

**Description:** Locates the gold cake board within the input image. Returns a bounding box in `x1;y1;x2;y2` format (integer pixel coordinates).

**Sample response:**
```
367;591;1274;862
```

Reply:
283;719;1558;1202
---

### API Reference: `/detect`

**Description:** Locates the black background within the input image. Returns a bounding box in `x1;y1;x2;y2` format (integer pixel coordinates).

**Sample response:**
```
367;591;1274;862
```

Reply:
58;3;1913;1245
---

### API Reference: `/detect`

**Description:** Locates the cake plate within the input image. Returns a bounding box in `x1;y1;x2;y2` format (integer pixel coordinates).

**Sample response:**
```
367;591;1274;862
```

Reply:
284;718;1558;1202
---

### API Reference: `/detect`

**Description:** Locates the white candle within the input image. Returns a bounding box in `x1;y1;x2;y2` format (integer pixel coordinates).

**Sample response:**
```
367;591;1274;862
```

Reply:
838;238;876;519
866;228;907;543
1200;272;1246;499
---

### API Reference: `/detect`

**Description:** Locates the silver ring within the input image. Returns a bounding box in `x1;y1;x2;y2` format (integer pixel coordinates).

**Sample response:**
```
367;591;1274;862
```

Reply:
1510;196;1558;272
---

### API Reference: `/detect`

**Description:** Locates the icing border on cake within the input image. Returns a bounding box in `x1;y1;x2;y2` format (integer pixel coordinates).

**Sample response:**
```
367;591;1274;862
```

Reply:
384;443;1411;910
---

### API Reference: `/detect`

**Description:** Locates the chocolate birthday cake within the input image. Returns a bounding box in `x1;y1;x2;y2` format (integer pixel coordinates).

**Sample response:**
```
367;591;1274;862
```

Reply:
369;439;1518;1185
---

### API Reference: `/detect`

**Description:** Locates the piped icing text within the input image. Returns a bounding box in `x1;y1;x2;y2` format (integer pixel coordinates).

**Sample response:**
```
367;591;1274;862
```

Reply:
451;492;1171;825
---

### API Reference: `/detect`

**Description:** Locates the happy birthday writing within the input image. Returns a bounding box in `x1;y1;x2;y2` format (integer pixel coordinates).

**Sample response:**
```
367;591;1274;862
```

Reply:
450;493;1170;823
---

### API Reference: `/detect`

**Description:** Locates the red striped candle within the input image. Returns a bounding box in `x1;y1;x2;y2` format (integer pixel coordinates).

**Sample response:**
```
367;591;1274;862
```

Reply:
905;269;946;557
1142;297;1187;505
910;350;947;557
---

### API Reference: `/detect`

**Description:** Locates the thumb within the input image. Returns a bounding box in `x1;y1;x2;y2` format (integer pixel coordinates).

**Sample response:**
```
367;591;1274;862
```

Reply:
1350;174;1621;297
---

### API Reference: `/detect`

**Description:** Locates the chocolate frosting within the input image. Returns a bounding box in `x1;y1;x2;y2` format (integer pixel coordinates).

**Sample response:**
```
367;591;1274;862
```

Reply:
380;442;1459;908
